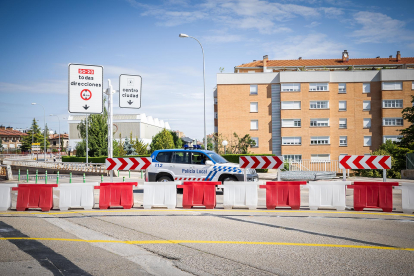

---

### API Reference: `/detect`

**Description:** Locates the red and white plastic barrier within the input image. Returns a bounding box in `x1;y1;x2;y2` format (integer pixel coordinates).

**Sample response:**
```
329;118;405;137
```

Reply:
56;182;97;211
0;184;17;211
139;182;181;209
305;181;351;211
217;181;263;210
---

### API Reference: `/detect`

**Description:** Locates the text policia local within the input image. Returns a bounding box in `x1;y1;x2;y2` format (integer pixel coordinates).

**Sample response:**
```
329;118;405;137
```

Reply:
71;75;101;87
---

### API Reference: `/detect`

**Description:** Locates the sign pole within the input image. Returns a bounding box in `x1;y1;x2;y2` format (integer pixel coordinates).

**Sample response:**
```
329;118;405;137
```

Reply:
106;80;114;182
86;115;88;164
244;169;247;182
383;169;386;182
343;168;346;181
277;169;281;181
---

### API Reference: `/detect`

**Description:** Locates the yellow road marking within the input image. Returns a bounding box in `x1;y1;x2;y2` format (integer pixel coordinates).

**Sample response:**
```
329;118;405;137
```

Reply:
0;237;413;251
0;209;413;217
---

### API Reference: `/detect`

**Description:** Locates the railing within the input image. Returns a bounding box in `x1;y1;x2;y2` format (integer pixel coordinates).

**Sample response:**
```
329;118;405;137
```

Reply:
3;160;107;174
286;160;342;173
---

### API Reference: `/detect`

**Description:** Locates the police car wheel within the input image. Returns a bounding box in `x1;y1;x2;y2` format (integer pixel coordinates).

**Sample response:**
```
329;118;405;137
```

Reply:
157;176;173;182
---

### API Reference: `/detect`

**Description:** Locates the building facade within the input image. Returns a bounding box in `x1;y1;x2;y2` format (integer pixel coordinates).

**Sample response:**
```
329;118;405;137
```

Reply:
67;114;171;150
0;126;27;152
48;134;69;152
215;51;414;161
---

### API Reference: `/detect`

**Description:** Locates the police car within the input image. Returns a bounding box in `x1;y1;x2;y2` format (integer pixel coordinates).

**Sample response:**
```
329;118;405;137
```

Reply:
148;146;258;182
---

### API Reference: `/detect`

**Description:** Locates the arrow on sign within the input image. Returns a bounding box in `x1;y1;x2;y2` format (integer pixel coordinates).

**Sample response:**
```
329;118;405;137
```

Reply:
83;105;90;110
127;100;133;105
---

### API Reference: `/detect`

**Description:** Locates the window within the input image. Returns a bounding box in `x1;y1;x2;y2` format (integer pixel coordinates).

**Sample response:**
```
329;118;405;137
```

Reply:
310;101;329;109
214;98;217;104
383;118;403;126
340;136;347;146
311;154;330;162
383;136;402;143
412;81;414;90
310;136;330;145
191;152;208;165
283;155;302;162
281;101;301;109
382;81;402;90
339;118;347;129
281;83;300;92
250;85;258;95
383;99;403;108
309;83;328;91
363;136;371;147
338;83;346;93
156;152;172;163
250;120;258;130
172;151;191;164
251;137;259;147
363;83;370;93
363;118;371;128
282;137;302;145
363;101;371;111
339;101;347;111
214;112;218;119
250;102;258;112
281;119;301;127
310;118;329;127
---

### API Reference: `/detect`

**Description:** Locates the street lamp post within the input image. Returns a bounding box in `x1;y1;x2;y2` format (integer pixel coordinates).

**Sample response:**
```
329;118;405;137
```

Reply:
49;114;61;159
222;140;228;155
179;33;207;150
32;103;46;161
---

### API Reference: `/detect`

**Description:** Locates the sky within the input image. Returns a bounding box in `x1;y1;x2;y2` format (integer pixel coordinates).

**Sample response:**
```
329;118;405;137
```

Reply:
1;0;414;140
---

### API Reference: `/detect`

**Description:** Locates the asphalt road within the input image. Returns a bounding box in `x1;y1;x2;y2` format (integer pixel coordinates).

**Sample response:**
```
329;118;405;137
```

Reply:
1;177;413;276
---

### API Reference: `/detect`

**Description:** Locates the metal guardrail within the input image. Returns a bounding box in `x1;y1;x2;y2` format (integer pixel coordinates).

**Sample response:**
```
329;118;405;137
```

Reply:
287;160;342;173
3;160;107;174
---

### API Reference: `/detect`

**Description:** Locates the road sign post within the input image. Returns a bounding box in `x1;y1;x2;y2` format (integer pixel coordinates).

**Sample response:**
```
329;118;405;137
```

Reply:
68;64;103;114
119;74;142;109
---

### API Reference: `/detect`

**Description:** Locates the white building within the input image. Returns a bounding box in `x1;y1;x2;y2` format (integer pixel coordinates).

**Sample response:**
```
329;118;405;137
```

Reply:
67;114;171;149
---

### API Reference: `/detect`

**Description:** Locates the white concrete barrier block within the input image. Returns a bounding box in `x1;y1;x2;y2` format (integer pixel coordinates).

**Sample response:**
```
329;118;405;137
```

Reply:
0;184;18;211
306;181;351;211
55;182;97;211
141;182;180;209
395;183;414;214
219;181;263;210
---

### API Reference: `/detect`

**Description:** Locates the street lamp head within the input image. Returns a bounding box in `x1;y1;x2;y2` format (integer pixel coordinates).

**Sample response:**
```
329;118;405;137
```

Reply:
222;140;228;146
179;33;189;38
31;103;36;105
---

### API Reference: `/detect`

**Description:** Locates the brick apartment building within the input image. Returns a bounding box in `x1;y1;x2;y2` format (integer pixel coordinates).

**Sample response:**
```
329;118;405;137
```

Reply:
0;126;27;152
215;51;414;162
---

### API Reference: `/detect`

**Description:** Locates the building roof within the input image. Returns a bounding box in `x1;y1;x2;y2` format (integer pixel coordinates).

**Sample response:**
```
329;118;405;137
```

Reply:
49;134;69;139
181;137;194;143
0;129;28;137
237;57;414;68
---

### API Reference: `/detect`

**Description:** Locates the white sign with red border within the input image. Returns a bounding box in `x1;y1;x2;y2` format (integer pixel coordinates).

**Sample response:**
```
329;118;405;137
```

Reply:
68;64;103;114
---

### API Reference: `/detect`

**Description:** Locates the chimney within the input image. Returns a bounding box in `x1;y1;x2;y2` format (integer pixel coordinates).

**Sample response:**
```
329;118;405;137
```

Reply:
298;57;302;60
263;55;268;72
376;56;380;59
6;126;13;130
397;51;401;62
0;125;5;130
389;55;392;59
342;50;349;62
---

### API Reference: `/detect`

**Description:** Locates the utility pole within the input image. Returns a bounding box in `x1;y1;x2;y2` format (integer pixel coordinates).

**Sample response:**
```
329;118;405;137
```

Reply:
86;115;88;164
106;80;115;182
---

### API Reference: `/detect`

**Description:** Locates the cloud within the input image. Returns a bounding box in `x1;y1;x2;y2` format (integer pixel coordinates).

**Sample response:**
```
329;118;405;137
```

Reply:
320;7;343;17
0;80;67;94
305;21;321;28
203;34;244;43
351;11;414;43
266;33;345;59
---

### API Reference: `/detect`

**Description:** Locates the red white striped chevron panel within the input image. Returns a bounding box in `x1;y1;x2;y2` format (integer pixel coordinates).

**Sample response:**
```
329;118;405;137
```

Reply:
339;155;391;170
106;157;151;171
239;156;284;169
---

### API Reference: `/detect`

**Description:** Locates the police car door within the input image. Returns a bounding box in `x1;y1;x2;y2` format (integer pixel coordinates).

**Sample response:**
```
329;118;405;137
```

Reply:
171;151;192;180
191;152;210;181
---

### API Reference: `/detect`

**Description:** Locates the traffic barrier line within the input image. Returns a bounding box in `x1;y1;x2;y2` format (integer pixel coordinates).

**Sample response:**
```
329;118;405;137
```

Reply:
0;209;414;217
0;237;413;251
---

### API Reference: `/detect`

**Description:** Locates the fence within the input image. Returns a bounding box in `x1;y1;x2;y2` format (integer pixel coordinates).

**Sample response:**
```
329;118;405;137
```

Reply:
286;159;343;173
3;160;107;174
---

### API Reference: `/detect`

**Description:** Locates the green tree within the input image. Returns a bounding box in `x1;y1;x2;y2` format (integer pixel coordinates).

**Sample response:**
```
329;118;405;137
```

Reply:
150;129;174;152
113;139;120;157
131;132;149;155
75;140;86;157
230;133;256;154
117;133;126;156
21;118;49;152
169;130;183;149
123;136;136;156
77;109;108;157
399;95;414;149
356;140;412;179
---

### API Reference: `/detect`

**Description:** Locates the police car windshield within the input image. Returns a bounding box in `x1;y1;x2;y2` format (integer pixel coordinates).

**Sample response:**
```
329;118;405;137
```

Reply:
207;152;228;164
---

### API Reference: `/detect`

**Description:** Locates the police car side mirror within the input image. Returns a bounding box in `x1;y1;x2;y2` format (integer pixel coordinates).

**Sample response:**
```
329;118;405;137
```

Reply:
205;160;214;166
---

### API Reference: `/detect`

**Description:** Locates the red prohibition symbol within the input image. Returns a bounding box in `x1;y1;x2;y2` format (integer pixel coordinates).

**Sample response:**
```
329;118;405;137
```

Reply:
80;89;92;100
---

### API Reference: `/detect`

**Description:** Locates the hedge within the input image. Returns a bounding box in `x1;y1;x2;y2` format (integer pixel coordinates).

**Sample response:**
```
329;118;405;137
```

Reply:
62;155;151;163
